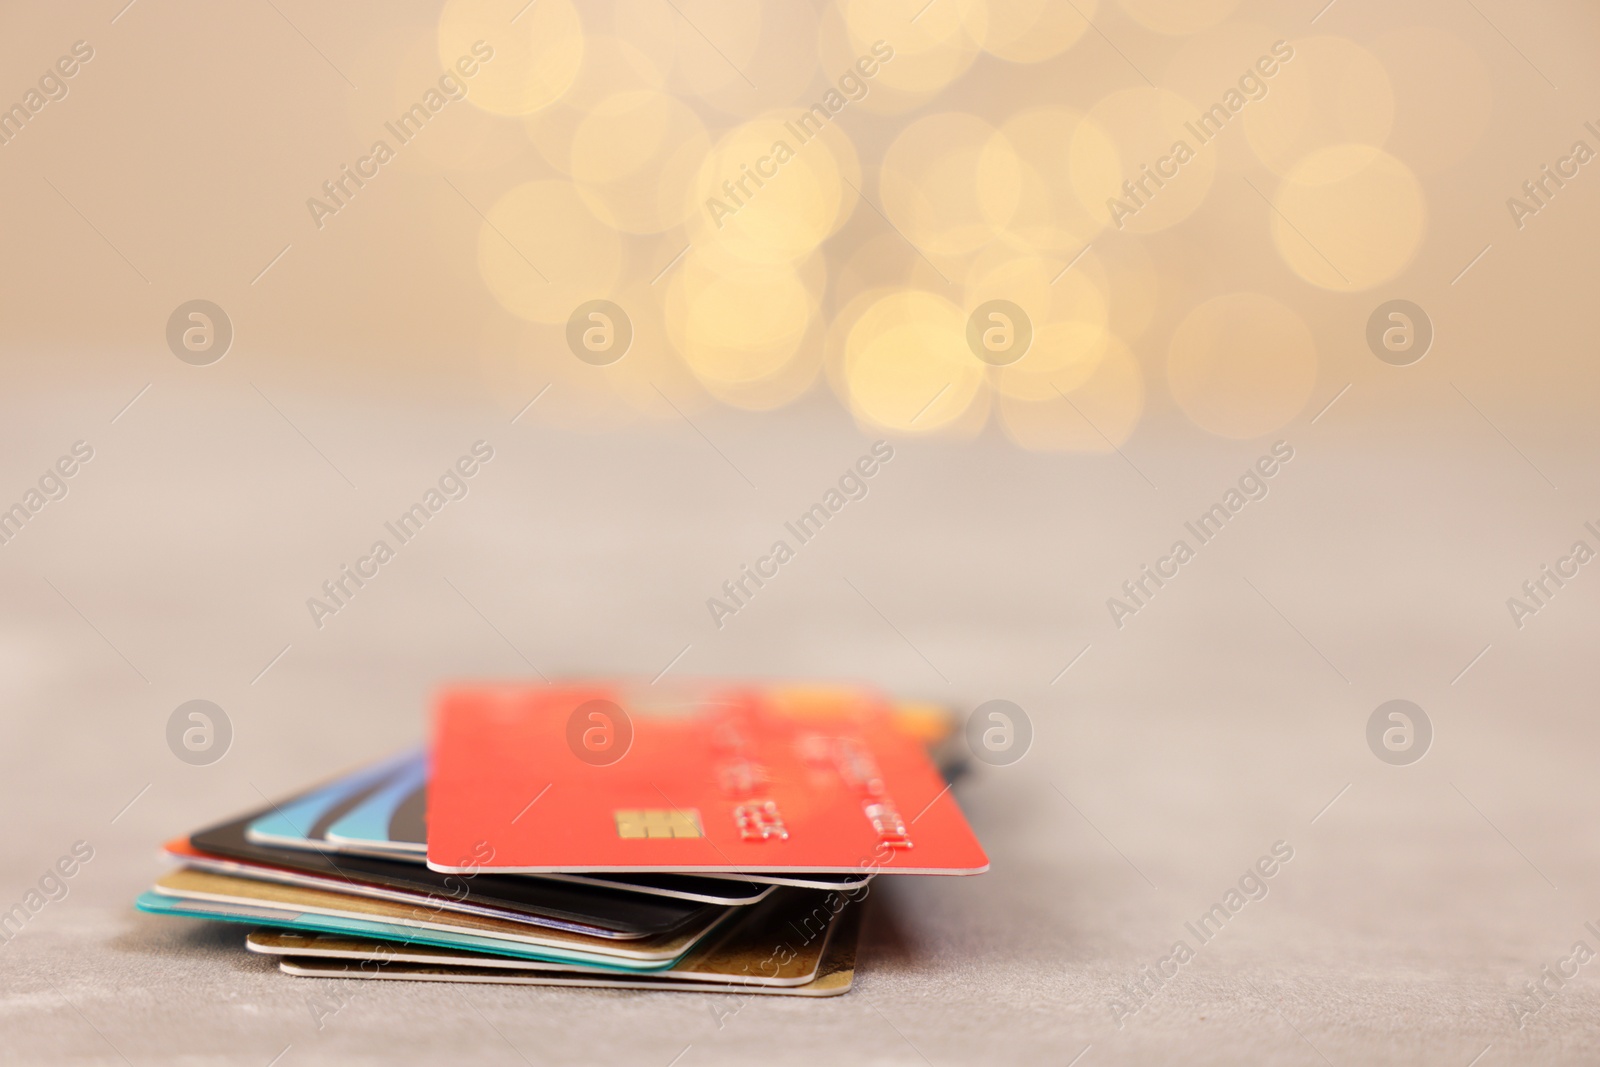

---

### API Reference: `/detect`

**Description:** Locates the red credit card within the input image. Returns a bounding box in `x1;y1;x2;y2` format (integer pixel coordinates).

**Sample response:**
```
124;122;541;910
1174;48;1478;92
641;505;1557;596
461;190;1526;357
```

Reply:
426;682;989;876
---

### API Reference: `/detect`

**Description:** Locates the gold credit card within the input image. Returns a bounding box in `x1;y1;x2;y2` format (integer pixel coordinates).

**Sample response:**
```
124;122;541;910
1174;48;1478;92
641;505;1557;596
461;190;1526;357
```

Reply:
268;902;863;996
249;886;859;987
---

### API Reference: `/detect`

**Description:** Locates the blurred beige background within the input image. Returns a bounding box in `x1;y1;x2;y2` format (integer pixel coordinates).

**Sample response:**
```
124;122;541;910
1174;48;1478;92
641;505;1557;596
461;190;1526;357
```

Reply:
5;0;1600;1064
1;0;1596;432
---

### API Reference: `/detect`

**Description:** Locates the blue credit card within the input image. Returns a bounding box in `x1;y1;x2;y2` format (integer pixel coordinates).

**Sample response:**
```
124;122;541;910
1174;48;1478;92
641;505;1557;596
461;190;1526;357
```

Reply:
247;749;420;850
324;756;427;857
134;892;680;972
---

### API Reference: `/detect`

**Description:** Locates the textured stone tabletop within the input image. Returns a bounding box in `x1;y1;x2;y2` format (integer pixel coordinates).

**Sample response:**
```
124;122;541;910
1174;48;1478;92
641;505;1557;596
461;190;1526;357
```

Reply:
3;379;1599;1065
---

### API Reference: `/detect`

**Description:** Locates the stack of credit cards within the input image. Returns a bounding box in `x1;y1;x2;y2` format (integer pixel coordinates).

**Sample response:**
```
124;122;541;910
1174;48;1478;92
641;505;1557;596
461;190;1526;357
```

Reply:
138;682;988;996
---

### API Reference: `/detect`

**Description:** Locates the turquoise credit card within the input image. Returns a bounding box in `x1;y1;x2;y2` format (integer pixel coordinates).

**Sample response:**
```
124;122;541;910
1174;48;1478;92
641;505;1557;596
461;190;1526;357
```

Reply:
134;891;680;972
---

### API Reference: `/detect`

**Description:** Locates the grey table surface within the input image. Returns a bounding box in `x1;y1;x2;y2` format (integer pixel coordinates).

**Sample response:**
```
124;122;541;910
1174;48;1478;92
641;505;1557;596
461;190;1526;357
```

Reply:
3;379;1599;1065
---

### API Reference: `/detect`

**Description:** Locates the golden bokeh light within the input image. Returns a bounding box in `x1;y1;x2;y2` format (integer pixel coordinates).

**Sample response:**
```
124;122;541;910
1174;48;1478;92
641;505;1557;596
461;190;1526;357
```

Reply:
475;260;716;431
572;91;689;185
824;287;894;410
614;0;822;118
687;114;857;265
1272;145;1425;291
476;180;624;324
576;277;714;422
397;0;1484;444
701;4;823;119
346;27;527;175
0;0;1578;464
696;231;833;303
1119;0;1243;35
1373;27;1492;174
571;90;710;233
697;336;825;411
844;290;986;432
1074;237;1160;342
524;36;664;175
956;0;1095;64
834;233;954;307
610;0;763;104
1071;88;1219;234
1242;36;1393;176
994;320;1111;402
998;107;1107;254
1162;22;1294;169
963;248;1109;346
881;113;1022;259
1167;292;1316;438
825;0;980;114
438;0;585;117
664;252;818;386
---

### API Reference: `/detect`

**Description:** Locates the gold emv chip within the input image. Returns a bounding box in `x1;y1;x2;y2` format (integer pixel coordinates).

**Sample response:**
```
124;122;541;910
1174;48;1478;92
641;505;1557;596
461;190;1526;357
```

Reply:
614;809;703;839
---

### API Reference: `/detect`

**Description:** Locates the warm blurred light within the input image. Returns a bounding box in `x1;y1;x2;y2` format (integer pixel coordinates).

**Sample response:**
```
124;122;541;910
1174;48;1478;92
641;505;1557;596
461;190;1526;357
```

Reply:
665;252;817;386
881;113;1021;258
1272;145;1425;291
610;0;762;104
1167;292;1316;438
619;1;822;118
844;290;985;432
571;90;710;233
1372;27;1492;174
1071;88;1218;233
827;0;980;113
348;27;527;175
571;91;687;185
1242;36;1393;176
834;233;951;306
957;0;1095;64
824;287;891;410
477;180;623;323
1162;21;1290;141
219;0;1508;443
697;335;825;412
1078;237;1160;342
438;0;585;116
1118;0;1243;35
994;320;1110;402
687;115;857;265
524;36;664;175
997;107;1106;254
592;277;716;419
963;248;1109;347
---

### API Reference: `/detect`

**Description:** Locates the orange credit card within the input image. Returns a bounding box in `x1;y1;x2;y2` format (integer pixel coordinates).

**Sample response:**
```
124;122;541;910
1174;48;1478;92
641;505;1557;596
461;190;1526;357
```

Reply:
426;682;989;876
